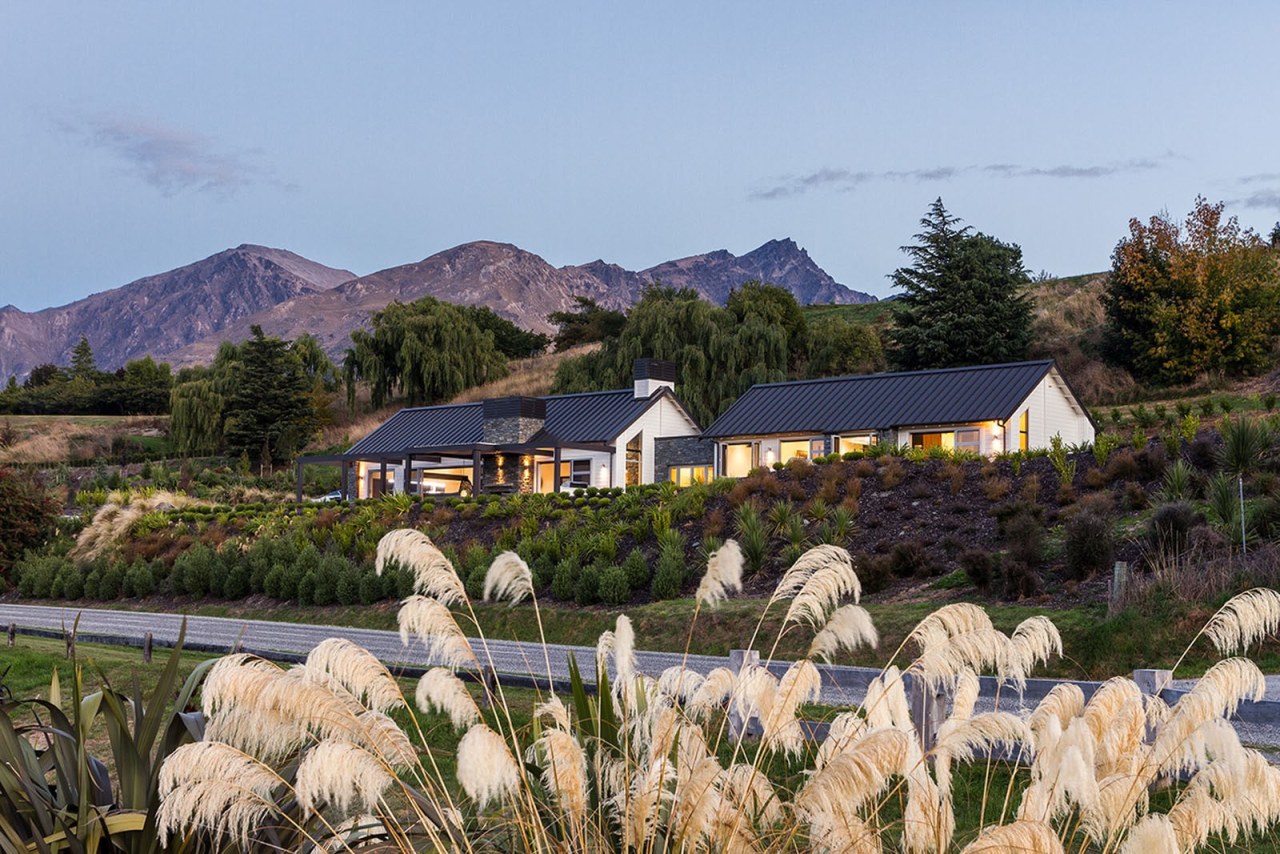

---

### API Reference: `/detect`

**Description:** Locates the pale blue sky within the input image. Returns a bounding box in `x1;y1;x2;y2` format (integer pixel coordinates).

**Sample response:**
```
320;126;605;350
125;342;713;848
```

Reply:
2;2;1278;310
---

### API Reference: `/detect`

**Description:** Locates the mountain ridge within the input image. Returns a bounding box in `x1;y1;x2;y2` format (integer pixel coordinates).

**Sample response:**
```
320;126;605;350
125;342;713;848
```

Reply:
1;239;874;377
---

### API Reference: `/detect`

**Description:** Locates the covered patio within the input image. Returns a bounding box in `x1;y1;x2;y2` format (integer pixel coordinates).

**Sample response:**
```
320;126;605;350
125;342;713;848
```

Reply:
295;434;615;503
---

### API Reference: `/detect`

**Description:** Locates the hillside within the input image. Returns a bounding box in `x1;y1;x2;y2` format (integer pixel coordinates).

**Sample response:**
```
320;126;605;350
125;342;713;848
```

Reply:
0;245;355;380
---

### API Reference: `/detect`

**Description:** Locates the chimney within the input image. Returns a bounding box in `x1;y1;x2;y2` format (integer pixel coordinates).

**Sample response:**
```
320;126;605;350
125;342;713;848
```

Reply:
481;396;546;444
633;358;677;398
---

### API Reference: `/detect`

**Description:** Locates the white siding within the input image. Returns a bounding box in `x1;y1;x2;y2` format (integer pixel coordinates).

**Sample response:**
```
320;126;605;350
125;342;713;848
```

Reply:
1005;368;1094;451
612;395;702;486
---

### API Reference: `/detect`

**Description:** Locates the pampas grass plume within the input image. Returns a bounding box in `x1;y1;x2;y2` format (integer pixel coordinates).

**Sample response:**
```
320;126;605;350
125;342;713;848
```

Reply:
1202;587;1280;656
416;667;482;729
483;550;534;606
306;637;403;713
959;819;1064;853
808;604;879;662
377;529;466;605
398;595;478;669
456;724;520;809
295;740;393;816
156;741;280;847
696;538;744;608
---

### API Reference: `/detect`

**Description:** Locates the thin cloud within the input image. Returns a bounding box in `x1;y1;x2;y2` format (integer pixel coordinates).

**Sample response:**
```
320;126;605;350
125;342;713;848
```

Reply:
67;115;291;195
751;156;1169;200
1239;173;1280;185
1234;188;1280;212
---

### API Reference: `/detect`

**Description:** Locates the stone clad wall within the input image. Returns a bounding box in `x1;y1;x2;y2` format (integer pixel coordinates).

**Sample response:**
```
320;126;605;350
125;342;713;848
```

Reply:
653;436;714;479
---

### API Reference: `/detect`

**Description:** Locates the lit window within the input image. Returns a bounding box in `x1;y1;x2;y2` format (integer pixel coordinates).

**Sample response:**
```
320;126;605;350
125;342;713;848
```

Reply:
779;439;814;460
835;434;876;453
669;465;713;487
956;429;980;453
723;444;753;477
911;432;955;449
1019;410;1029;451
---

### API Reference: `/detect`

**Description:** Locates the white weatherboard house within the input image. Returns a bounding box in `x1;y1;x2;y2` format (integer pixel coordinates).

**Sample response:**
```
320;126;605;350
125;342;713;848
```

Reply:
701;360;1095;477
313;360;705;500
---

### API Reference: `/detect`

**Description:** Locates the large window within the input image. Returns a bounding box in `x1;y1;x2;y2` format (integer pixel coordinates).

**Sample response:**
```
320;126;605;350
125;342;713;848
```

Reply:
723;443;754;477
779;438;825;461
911;432;955;450
956;429;980;454
669;465;713;487
835;434;877;453
1019;410;1029;451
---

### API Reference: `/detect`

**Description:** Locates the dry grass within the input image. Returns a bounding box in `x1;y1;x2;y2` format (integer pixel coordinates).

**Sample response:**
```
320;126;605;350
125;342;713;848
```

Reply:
0;415;165;465
448;344;600;404
1028;273;1139;405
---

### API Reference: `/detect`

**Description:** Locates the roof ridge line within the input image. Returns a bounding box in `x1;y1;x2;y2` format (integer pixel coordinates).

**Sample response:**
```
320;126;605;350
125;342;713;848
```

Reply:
747;359;1054;390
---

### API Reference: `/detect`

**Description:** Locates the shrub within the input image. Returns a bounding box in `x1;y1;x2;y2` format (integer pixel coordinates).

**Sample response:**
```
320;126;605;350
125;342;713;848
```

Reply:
1019;474;1041;504
1104;449;1139;482
888;540;933;577
1148;501;1200;554
650;558;683;601
221;562;251;599
359;570;385;605
173;544;219;596
297;572;317;605
1003;560;1042;600
1158;460;1197;502
551;557;579;602
14;553;65;598
623;550;650;589
575;563;601;605
1198;398;1216;417
598;565;630;605
97;564;124;600
1063;512;1115;580
124;563;153;598
879;459;905;489
1003;512;1045;567
983;477;1011;501
1218;416;1271;476
0;468;58;577
1121;480;1149;511
960;550;998;590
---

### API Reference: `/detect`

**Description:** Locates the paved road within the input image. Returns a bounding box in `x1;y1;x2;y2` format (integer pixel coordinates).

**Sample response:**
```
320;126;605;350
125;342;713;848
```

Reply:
4;603;1280;752
0;603;872;703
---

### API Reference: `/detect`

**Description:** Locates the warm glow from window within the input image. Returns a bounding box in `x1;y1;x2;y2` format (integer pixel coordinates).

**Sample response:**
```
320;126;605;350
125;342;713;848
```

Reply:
780;440;811;460
669;465;713;487
1020;410;1029;451
911;432;956;449
724;443;753;477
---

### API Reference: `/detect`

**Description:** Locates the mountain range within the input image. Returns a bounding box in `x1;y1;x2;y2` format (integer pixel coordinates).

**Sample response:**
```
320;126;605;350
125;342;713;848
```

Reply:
0;239;874;379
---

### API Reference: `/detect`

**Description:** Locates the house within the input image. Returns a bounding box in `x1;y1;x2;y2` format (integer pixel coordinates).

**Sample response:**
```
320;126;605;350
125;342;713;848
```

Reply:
701;360;1094;476
301;359;706;500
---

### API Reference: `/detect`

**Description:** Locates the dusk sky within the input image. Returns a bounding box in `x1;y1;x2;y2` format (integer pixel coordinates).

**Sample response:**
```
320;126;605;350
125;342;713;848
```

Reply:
3;2;1278;311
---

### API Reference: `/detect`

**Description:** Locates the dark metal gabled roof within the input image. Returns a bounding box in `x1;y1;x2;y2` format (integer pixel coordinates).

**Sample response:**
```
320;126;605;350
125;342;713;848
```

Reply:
346;388;689;457
346;402;483;457
702;360;1057;439
543;389;666;444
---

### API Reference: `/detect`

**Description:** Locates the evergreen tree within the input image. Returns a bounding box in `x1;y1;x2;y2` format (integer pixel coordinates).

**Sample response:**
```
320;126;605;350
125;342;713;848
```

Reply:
222;326;318;464
170;378;225;456
888;199;1033;371
548;297;628;351
69;336;98;381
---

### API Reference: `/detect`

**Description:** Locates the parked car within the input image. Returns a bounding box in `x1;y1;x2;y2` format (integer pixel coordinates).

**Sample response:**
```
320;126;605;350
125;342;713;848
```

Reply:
310;490;344;503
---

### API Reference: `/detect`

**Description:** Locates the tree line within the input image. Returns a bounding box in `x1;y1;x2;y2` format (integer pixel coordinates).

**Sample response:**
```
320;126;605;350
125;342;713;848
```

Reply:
0;338;173;415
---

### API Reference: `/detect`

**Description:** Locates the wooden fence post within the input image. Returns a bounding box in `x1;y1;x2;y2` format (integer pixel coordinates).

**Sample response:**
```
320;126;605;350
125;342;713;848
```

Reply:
65;629;75;660
728;649;762;740
143;632;153;663
1109;561;1129;615
6;624;14;647
478;666;497;709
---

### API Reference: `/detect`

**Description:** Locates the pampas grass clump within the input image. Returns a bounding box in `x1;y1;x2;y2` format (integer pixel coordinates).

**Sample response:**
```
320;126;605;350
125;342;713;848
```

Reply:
154;534;1280;854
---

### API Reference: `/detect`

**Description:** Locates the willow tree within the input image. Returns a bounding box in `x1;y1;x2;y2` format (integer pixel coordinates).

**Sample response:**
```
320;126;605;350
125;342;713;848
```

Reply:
343;297;509;408
169;379;225;456
552;286;791;426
